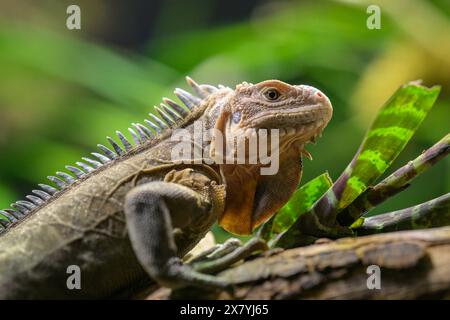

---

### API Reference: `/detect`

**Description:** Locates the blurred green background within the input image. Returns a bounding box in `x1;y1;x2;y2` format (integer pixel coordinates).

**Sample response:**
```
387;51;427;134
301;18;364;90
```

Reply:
0;0;448;241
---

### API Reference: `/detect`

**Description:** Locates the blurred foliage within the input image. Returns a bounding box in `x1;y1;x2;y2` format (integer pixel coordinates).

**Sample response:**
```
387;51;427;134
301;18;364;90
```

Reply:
0;0;448;242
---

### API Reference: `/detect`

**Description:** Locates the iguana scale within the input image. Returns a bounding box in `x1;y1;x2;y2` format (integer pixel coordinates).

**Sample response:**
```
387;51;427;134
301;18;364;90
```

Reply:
0;78;332;298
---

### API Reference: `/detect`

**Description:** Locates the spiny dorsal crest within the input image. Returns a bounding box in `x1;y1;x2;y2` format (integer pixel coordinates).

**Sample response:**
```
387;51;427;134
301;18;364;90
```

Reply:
0;77;225;233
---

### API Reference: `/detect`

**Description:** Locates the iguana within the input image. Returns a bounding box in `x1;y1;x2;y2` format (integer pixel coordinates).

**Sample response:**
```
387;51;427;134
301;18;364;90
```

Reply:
0;77;332;298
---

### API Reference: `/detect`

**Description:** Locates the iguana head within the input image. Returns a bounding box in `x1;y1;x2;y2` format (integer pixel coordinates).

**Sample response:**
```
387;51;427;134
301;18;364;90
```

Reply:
208;80;333;235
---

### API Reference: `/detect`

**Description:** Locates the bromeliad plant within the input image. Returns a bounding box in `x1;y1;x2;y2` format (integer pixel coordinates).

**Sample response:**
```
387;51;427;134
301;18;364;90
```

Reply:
259;80;449;248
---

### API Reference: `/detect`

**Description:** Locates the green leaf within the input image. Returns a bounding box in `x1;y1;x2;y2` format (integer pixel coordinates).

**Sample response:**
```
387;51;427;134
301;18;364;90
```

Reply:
335;81;441;212
275;81;441;247
273;172;333;233
259;173;332;242
350;217;365;229
340;133;450;224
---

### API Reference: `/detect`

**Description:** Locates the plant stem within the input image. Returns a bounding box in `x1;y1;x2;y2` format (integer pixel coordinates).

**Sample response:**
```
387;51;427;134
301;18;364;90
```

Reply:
355;193;450;235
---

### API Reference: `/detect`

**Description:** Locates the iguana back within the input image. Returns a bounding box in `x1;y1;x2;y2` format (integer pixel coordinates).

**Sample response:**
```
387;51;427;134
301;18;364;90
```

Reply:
0;78;223;298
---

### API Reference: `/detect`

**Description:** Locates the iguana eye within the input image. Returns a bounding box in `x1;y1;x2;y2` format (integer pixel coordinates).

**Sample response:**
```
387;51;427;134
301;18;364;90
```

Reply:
263;88;280;101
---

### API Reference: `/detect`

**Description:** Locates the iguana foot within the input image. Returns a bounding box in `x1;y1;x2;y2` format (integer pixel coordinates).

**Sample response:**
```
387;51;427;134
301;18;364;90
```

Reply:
189;237;268;274
157;257;231;290
187;238;243;264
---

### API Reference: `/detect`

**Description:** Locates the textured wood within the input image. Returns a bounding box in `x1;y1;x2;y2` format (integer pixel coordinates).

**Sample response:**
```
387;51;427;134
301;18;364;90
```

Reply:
147;226;450;299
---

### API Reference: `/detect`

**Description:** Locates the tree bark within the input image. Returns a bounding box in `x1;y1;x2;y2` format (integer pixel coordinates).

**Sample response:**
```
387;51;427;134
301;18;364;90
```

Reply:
147;226;450;299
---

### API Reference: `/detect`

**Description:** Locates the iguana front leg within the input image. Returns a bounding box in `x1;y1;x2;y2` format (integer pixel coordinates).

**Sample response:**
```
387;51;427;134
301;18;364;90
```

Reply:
124;176;228;290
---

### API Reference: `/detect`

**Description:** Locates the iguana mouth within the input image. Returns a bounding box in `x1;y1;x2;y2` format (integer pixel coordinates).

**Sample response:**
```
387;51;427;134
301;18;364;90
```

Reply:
277;123;325;158
248;104;330;126
241;119;327;145
227;121;324;163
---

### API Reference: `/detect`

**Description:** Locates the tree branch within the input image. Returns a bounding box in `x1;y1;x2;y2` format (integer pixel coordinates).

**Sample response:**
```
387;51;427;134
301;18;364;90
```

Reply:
147;226;450;299
356;193;450;235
